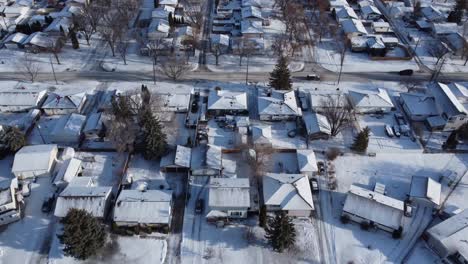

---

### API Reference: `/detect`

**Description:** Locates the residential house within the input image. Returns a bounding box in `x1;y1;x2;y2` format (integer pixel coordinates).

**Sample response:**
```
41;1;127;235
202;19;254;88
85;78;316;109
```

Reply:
303;112;332;140
309;91;348;113
190;145;222;176
336;6;359;21
55;186;113;218
211;34;230;52
41;92;86;115
159;0;178;8
421;6;446;22
428;82;467;131
0;179;21;226
409;176;441;207
342;184;404;233
207;89;248;115
399;93;439;121
148;19;170;39
23;32;57;52
208;178;250;218
240;20;263;38
431;23;459;36
241;6;263;21
347;88;394;113
53;158;83;188
361;5;381;20
367;36;386;56
251;125;272;148
0;89;47;112
83;112;105;138
296;149;318;178
12;144;58;180
341;19;368;38
51;113;86;145
425;209;468;263
441;33;468;56
2;32;28;49
372;21;391;33
113;189;173;230
152;5;175;20
263;173;314;217
160;145;192;172
258;89;302;121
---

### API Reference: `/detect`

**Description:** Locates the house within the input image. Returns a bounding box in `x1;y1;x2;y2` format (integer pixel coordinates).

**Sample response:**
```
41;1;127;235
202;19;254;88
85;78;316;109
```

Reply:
241;6;263;21
148;19;170;39
190;145;222;176
151;6;175;19
207;89;248;115
258;90;302;121
55;186;113;218
425;209;468;263
41;92;86;115
51;113;86;145
372;21;391;33
160;145;192;172
441;33;468;56
296;149;318;178
428;82;467;131
12;144;58;180
416;20;432;31
431;23;459;36
251;124;272;148
2;32;28;49
0;89;47;112
0;179;21;226
208;178;250;218
421;6;446;22
341;19;368;38
361;5;381;20
303;112;332;140
367;36;386;56
240;20;263;38
113;189;173;230
409;176;441;206
381;37;399;48
263;173;314;217
44;17;72;33
347;88;394;113
23;32;57;52
399;93;439;121
53;158;83;188
336;6;358;21
83;112;105;138
157;93;191;113
309;91;348;113
351;36;368;52
342;184;404;233
159;0;178;8
211;34;230;52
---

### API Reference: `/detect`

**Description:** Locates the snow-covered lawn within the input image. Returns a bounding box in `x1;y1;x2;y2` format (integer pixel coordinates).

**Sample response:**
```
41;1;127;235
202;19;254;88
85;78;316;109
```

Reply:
206;54;304;73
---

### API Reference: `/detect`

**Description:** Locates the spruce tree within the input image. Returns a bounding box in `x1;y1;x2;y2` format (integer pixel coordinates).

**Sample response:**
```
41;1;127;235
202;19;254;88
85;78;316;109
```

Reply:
141;108;167;160
350;126;370;152
58;209;106;260
3;127;26;152
265;211;296;252
269;56;292;90
444;130;458;150
70;30;79;49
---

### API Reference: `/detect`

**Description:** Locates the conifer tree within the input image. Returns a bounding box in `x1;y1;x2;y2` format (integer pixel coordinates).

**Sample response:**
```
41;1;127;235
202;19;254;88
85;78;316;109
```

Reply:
265;211;296;252
58;209;106;260
269;56;292;90
141;108;167;160
444;130;458;150
350;126;370;152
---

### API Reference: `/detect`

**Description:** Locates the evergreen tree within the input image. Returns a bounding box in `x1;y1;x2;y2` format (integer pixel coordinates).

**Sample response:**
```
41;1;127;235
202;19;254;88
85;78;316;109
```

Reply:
168;12;174;27
58;209;106;260
70;29;80;49
444;130;458;150
265;211;296;252
350;126;370;152
31;21;42;33
269;56;292;90
141;108;167;160
0;126;26;153
331;8;337;19
458;122;468;141
259;205;267;228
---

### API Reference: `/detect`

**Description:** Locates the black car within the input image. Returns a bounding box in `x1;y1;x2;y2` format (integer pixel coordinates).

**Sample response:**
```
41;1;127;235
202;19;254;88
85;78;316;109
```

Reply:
195;199;204;214
41;194;55;213
399;69;414;76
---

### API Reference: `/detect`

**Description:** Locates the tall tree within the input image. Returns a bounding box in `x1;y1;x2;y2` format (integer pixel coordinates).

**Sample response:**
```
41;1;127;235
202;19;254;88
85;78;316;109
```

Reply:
265;211;296;252
140;108;167;160
0;126;26;153
320;95;353;137
269;56;292;90
350;127;371;152
70;29;80;49
58;209;106;260
444;130;458;150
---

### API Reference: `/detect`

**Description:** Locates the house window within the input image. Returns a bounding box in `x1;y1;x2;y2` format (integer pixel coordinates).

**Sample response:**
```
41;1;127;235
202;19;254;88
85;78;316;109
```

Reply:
230;211;243;217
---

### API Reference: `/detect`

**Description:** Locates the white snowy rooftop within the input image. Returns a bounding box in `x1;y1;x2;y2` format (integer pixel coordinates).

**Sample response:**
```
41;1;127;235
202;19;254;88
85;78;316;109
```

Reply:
303;112;332;136
55;186;112;218
296;149;318;173
258;90;302;117
263;173;314;211
348;88;394;109
207;89;248;111
209;178;250;209
12;144;58;174
409;176;441;205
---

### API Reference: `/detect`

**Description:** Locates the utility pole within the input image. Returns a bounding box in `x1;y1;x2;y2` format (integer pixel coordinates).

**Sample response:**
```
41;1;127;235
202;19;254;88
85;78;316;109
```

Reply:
49;54;58;85
245;53;250;85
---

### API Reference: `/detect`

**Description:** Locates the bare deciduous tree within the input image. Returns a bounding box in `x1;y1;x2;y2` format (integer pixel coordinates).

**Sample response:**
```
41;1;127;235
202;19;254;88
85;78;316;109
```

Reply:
211;43;222;65
159;56;191;81
117;30;131;65
184;3;204;30
48;37;65;65
16;53;40;83
428;41;449;65
320;95;353;137
99;11;123;57
235;38;256;66
145;37;167;84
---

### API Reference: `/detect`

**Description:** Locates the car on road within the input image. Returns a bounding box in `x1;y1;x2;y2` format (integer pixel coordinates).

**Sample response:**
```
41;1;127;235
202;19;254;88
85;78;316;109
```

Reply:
399;69;413;76
392;126;401;137
41;194;55;213
310;179;319;192
195;199;204;214
306;74;320;81
317;161;325;174
385;125;395;137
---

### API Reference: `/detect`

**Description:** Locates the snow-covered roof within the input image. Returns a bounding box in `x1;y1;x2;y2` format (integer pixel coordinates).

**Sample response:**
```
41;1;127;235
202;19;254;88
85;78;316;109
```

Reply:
341;19;368;35
23;32;55;48
361;5;381;16
251;124;272;144
367;36;385;49
206;144;222;170
211;34;230;46
427;209;468;258
207;89;248;111
159;0;178;5
429;82;467;116
177;26;193;37
83;112;103;133
372;21;390;28
348;88;394;109
432;23;459;35
3;32;28;44
296;149;318;173
42;92;85;110
258;90;302;117
209;178;250;209
263;173;314;211
51;113;86;141
160;145;192;168
151;6;175;18
241;6;262;19
54;158;82;186
113;189;172;224
400;93;439;116
409;176;441;205
303;112;332;136
337;6;358;19
149;19;170;33
0;89;47;110
240;20;263;34
416;20;431;29
309;91;347;109
55;186;112;218
421;6;445;21
44;17;71;32
12;144;58;173
343;184;404;230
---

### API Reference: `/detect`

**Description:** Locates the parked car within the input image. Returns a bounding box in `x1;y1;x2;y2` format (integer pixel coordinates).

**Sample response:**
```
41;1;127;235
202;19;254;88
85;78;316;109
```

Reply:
306;74;320;81
399;69;413;76
394;113;406;125
392;126;401;137
310;179;319;192
385;125;395;137
195;199;204;214
41;194;55;213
